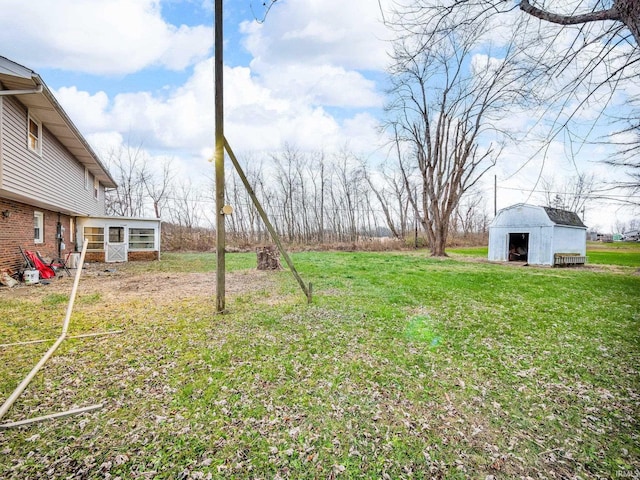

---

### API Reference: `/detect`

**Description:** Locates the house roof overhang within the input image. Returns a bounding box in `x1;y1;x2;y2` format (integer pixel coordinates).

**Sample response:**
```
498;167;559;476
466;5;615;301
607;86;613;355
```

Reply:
0;56;117;189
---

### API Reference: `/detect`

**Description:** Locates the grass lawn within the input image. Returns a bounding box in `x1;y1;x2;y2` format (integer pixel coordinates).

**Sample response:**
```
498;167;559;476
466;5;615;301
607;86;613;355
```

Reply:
450;241;640;268
0;248;638;479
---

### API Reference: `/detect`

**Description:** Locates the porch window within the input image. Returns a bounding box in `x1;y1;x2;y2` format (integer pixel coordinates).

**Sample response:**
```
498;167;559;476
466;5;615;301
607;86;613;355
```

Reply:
84;226;104;250
129;228;155;249
28;115;42;155
34;211;44;243
109;226;125;243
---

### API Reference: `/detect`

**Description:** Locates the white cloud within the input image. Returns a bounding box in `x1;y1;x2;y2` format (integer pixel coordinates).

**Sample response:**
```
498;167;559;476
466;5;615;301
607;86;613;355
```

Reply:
258;64;382;108
470;54;505;77
54;87;111;131
240;0;389;75
342;113;386;154
85;131;124;155
235;0;388;119
0;0;212;75
53;57;382;167
4;0;388;166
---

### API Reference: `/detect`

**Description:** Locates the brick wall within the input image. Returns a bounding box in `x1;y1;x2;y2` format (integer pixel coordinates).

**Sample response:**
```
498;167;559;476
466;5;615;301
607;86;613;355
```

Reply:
84;252;106;263
0;198;73;272
83;251;159;263
128;251;159;261
82;251;159;263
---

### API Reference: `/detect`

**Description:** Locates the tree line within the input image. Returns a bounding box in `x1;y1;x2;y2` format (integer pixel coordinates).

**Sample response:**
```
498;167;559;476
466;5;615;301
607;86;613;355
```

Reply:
103;143;491;251
105;1;638;254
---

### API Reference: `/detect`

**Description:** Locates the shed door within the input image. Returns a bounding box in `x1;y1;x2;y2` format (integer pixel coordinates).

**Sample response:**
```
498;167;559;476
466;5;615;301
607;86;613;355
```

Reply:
508;233;529;262
106;226;127;262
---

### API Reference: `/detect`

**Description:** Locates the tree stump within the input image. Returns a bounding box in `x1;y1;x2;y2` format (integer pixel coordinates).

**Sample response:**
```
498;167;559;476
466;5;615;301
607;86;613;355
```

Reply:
256;246;282;270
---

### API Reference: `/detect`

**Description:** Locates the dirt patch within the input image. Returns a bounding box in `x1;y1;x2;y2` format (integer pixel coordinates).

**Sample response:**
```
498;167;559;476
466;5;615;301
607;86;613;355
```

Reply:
0;263;279;304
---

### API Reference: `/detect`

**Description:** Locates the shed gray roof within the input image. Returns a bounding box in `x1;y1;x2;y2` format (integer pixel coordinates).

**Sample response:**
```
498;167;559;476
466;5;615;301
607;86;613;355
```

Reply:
543;207;586;227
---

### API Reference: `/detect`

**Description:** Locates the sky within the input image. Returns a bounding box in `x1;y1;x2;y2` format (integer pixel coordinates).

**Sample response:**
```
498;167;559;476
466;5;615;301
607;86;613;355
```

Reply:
0;0;636;232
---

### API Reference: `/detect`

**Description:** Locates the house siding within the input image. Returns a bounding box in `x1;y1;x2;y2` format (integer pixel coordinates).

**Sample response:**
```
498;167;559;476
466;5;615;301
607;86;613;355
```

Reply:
0;197;72;272
1;96;105;215
0;97;3;187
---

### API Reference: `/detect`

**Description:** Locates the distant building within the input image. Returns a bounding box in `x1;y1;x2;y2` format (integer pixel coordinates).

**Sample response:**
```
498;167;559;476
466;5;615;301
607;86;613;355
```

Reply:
623;230;640;241
596;233;613;243
488;204;587;266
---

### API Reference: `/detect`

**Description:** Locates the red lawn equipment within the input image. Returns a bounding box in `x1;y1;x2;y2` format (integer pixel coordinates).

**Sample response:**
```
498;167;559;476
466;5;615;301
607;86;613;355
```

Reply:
21;248;56;280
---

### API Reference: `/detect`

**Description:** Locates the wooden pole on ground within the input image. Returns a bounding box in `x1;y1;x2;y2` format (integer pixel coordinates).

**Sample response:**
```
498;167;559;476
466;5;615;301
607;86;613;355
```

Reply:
0;240;106;428
225;138;312;303
214;0;226;313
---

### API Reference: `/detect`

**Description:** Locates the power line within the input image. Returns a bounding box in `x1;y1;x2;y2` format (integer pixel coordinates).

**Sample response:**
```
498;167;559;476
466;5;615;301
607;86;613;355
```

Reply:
497;185;633;199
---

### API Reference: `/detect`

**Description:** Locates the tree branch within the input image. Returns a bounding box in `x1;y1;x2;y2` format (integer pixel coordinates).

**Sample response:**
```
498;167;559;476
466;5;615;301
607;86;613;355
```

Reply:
520;0;621;26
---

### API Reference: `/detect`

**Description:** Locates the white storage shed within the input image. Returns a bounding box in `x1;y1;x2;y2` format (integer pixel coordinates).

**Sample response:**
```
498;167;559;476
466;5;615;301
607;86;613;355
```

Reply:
488;204;587;266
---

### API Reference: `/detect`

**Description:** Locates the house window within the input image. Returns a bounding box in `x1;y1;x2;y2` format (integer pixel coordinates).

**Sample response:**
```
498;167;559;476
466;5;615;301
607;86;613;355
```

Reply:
93;176;99;200
85;168;89;190
84;226;104;250
34;211;44;243
28;115;42;155
129;228;155;250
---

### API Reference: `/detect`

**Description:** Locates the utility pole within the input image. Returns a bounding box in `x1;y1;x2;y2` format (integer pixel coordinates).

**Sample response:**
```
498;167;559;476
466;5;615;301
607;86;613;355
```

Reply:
494;175;497;216
215;0;225;313
212;0;311;307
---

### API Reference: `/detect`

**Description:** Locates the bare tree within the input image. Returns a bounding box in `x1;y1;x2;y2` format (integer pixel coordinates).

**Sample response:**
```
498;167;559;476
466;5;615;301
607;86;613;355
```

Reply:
386;1;639;194
540;173;596;215
168;179;203;229
386;7;531;256
332;150;367;242
272;144;304;242
306;151;326;243
519;0;639;45
141;158;174;219
198;141;493;248
521;1;639;170
104;143;148;217
397;1;639;98
454;190;489;237
363;165;402;239
602;108;640;203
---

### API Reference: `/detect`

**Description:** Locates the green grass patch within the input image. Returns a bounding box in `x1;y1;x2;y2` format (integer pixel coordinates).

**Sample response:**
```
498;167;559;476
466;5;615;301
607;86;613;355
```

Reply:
42;293;69;305
0;250;638;479
586;248;640;267
448;245;488;257
450;242;640;267
404;314;441;345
